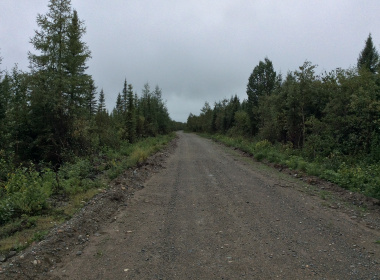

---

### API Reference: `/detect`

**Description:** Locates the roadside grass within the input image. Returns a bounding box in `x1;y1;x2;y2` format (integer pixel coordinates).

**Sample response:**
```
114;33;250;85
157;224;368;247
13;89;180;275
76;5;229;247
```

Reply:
0;133;175;256
203;133;380;200
0;216;55;253
319;190;331;201
106;134;173;179
59;188;105;218
0;186;108;254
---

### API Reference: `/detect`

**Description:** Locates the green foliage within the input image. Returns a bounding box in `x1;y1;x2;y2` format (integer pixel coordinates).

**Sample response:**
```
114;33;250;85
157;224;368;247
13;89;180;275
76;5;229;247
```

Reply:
136;83;172;137
98;89;106;113
0;0;178;246
369;133;380;162
357;33;379;73
106;133;174;179
0;215;38;239
126;83;137;143
32;230;49;243
57;158;96;195
228;110;251;136
188;96;242;134
335;163;380;198
0;198;14;226
0;151;14;182
255;139;272;150
0;132;174;238
246;57;278;135
26;0;95;164
0;168;56;224
305;162;323;177
188;36;380;199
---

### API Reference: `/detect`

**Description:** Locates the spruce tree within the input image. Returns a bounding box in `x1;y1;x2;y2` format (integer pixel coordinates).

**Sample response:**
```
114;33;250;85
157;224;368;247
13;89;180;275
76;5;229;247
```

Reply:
115;93;123;114
122;79;128;114
8;67;32;160
95;89;111;147
65;9;92;110
140;83;152;136
85;79;98;116
28;0;92;163
98;89;106;113
357;33;379;74
29;0;72;83
126;83;136;143
153;85;170;134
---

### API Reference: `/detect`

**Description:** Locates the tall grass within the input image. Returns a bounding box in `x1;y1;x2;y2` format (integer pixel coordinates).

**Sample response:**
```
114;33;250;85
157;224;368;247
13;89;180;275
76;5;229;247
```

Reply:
106;134;173;179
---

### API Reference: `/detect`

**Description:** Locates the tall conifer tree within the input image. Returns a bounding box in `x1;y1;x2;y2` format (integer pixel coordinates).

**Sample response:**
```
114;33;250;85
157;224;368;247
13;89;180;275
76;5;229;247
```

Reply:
126;83;136;143
28;0;92;163
115;93;123;115
98;89;106;113
122;79;128;114
85;79;98;116
65;9;92;110
357;34;379;74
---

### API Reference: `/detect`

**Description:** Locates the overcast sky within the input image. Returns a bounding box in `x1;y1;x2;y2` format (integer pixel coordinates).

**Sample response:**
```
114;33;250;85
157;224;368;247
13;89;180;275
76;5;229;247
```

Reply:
1;0;379;122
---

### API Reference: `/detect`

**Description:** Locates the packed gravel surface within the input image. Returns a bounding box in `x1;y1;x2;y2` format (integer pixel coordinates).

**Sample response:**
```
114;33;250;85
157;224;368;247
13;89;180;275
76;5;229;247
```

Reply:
1;132;380;279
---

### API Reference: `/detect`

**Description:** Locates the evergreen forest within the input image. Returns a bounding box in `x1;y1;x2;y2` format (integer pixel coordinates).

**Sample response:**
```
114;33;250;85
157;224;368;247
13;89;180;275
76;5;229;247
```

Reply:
187;34;380;199
0;0;179;231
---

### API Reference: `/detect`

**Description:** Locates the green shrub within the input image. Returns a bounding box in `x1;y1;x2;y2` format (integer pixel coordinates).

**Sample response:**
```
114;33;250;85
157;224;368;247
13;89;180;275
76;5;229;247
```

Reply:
334;163;380;198
298;159;308;172
0;198;14;225
285;156;300;170
267;151;281;163
321;169;339;182
323;150;344;171
58;159;95;195
120;143;134;156
0;215;38;238
281;141;294;155
255;152;265;161
0;168;55;223
255;139;272;150
306;162;323;176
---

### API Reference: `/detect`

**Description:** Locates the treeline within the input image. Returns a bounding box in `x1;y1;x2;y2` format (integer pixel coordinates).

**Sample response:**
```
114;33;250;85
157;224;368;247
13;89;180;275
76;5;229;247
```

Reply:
188;34;380;198
188;34;380;163
0;0;174;175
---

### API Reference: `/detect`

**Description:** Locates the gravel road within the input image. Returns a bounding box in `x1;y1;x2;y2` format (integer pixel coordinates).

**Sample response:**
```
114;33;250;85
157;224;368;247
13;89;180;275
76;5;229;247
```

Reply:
3;132;380;279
